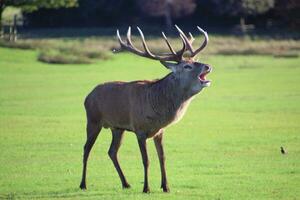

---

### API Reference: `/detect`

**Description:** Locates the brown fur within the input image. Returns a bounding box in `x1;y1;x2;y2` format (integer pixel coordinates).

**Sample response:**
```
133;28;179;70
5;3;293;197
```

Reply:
78;26;213;193
85;73;192;136
79;60;211;193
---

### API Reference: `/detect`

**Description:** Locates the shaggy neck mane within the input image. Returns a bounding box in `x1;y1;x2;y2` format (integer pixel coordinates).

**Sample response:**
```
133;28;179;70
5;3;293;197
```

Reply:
148;73;191;117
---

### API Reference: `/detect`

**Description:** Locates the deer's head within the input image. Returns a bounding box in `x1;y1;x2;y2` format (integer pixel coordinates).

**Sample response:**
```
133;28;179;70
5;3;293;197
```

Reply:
116;25;212;95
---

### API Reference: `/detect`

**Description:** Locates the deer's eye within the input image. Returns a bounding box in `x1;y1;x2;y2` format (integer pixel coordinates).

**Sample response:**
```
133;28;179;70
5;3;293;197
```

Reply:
183;65;192;70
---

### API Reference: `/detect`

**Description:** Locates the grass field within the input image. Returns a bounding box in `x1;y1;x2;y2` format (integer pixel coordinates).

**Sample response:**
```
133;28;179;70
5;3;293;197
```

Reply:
0;46;299;200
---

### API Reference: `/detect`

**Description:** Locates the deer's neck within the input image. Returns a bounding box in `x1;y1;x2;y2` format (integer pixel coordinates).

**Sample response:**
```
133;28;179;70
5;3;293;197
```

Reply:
148;73;192;125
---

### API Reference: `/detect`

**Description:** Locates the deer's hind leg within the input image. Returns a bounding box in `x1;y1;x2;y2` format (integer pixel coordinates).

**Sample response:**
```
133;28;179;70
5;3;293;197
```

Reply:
80;120;102;190
108;128;130;189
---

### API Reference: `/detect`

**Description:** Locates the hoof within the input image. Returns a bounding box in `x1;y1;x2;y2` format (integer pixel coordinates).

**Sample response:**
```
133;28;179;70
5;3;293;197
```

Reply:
79;183;87;190
143;187;150;193
161;185;170;193
163;187;170;193
123;183;131;189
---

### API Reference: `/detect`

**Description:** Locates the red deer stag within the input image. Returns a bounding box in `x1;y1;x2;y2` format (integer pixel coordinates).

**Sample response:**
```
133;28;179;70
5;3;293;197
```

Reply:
80;25;212;193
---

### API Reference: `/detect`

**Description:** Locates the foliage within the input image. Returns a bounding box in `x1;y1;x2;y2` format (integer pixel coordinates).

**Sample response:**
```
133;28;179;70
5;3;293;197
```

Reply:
2;0;78;12
137;0;196;28
211;0;275;33
0;36;113;64
38;49;92;64
1;6;22;25
0;0;78;30
212;0;275;17
0;47;300;199
275;0;300;30
138;0;196;18
21;0;300;29
78;0;136;26
37;47;111;64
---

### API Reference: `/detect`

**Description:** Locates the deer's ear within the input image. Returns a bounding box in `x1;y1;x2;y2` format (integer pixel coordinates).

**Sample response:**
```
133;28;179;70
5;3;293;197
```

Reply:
160;61;177;72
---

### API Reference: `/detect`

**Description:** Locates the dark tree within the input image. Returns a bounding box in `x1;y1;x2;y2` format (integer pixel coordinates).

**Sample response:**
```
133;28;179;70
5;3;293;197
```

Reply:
275;0;300;30
1;0;77;11
212;0;275;32
78;0;137;26
0;0;77;29
137;0;197;29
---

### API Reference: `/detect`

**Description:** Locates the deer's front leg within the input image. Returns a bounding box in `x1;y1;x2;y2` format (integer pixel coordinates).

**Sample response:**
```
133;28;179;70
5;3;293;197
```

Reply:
136;134;150;193
154;131;170;192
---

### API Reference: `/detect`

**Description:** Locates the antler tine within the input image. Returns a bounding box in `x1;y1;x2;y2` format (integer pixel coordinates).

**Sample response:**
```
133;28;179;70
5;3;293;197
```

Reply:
173;25;209;58
136;26;156;57
177;34;186;57
161;31;177;55
188;32;195;43
117;29;129;48
126;26;131;45
191;26;209;56
116;27;144;56
175;25;194;53
162;31;186;60
125;27;144;55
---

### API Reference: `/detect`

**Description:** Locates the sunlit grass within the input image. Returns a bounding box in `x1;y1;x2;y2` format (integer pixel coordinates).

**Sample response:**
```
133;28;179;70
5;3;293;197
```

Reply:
0;47;299;199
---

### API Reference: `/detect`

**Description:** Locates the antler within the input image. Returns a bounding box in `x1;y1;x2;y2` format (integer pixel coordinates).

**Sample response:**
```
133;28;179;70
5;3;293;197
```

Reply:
116;26;209;61
175;25;209;58
116;26;186;62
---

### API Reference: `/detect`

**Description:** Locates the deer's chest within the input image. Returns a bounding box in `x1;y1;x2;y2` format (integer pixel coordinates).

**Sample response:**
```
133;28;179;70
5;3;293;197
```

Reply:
168;99;192;125
131;94;193;135
148;98;193;129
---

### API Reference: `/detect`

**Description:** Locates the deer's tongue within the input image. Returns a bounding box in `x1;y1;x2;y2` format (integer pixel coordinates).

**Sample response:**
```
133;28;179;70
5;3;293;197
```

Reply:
198;71;210;84
199;73;206;80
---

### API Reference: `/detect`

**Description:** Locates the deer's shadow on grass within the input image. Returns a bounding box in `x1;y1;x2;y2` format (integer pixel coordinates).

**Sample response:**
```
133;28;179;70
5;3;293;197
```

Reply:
4;187;192;199
5;188;118;199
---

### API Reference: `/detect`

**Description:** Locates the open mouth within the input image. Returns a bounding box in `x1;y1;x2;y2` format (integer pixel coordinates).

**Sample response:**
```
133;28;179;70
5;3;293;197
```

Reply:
198;68;212;85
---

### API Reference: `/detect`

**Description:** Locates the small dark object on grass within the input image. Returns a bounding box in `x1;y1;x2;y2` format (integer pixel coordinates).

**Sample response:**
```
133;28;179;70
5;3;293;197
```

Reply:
280;146;287;155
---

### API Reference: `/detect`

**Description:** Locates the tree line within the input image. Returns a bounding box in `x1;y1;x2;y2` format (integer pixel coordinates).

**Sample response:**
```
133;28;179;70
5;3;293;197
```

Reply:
1;0;299;30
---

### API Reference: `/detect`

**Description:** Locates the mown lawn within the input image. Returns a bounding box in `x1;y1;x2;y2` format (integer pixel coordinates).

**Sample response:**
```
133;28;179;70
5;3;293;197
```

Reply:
0;47;299;199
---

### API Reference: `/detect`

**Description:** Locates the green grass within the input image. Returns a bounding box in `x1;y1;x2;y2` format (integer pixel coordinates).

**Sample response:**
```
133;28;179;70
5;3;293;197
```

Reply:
0;47;299;200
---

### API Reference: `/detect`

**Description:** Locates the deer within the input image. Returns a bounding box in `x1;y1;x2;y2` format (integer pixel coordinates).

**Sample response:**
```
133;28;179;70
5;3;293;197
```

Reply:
79;25;212;193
